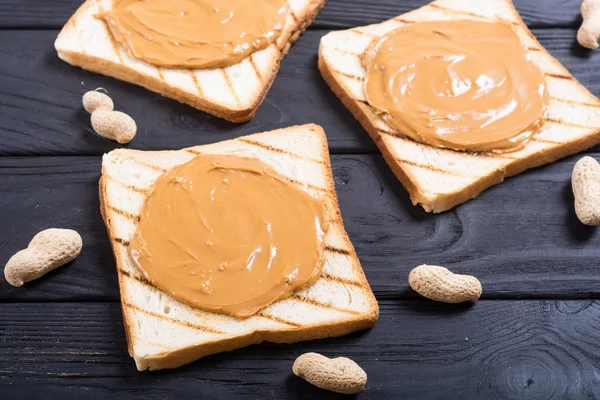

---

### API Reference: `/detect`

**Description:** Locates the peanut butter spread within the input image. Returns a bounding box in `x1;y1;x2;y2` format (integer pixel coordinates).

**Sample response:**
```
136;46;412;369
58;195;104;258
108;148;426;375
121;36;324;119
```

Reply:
99;0;287;69
129;154;330;318
362;20;549;153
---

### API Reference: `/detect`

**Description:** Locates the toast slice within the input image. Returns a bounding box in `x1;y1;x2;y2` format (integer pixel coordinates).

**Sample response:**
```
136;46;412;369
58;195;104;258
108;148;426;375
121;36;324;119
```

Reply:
55;0;326;123
99;124;379;371
319;0;600;213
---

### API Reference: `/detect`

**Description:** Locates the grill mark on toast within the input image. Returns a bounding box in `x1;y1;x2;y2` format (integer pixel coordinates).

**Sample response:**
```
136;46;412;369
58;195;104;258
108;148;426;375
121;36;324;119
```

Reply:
551;97;600;108
395;158;480;178
105;175;151;195
427;3;511;23
184;148;202;156
129;158;168;173
325;245;350;255
249;55;263;82
114;238;130;247
189;71;204;96
221;69;242;108
65;18;76;30
331;48;362;57
286;177;328;193
327;218;342;227
546;118;600;129
238;138;326;164
156;68;165;82
532;137;561;144
291;295;360;315
321;273;365;289
393;17;416;24
376;129;519;160
545;73;572;81
522;28;539;43
107;205;140;222
527;46;542;52
122;301;225;334
285;0;299;23
257;312;302;327
350;29;376;38
333;69;365;81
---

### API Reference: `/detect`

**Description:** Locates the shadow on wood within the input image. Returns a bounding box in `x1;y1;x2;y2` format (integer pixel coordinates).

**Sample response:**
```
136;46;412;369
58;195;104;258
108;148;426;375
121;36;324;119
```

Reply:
562;182;597;242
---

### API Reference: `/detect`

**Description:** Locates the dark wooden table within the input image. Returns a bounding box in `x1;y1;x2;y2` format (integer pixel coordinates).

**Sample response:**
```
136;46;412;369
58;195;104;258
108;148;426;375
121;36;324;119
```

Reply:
2;0;600;398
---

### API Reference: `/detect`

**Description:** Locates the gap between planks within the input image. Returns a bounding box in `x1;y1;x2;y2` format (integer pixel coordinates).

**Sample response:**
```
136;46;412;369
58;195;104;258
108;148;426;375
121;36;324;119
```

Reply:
0;22;581;31
4;294;600;305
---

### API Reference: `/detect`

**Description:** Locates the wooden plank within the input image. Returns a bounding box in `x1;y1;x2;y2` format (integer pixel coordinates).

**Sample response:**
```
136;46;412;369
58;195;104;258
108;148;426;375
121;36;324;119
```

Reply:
0;157;118;300
0;0;76;29
316;0;584;29
2;154;600;301
2;28;600;156
0;30;373;156
1;299;599;399
319;0;422;29
0;0;584;29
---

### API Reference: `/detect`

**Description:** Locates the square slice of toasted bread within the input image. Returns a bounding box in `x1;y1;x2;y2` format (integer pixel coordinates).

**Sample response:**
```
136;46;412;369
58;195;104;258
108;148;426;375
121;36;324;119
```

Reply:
55;0;326;122
319;0;600;213
99;124;379;371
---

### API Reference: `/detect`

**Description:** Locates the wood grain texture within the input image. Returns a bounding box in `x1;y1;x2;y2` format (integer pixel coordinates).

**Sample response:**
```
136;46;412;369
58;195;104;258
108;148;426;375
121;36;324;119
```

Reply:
0;0;585;29
0;30;372;156
1;300;600;399
316;0;584;29
1;154;599;301
2;28;600;156
2;1;600;398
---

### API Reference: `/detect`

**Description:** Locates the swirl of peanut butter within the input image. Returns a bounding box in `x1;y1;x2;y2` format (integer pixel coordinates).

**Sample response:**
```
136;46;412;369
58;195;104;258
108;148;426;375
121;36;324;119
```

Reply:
99;0;287;69
362;20;549;153
129;154;330;318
